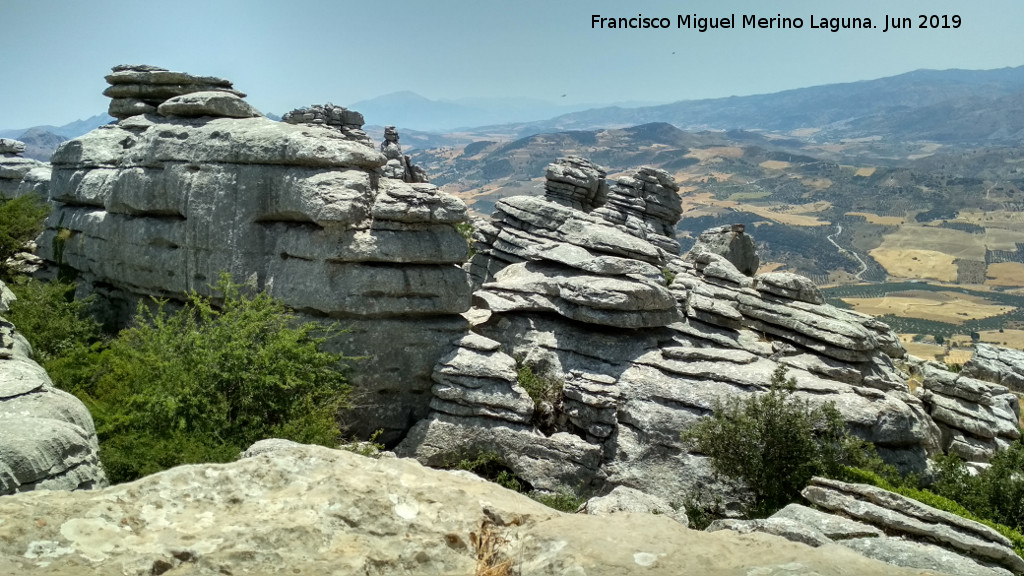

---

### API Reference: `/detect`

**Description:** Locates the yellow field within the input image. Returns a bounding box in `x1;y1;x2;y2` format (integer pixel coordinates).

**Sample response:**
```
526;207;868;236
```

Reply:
868;248;959;282
759;160;791;170
757;262;786;274
846;212;905;226
853;167;876;177
976;329;1024;349
686;146;745;161
986;262;1024;287
953;210;1024;231
842;291;1014;324
873;226;988;260
742;205;830;227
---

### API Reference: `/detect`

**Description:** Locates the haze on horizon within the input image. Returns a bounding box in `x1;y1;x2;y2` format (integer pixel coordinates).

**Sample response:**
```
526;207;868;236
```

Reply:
1;0;1022;129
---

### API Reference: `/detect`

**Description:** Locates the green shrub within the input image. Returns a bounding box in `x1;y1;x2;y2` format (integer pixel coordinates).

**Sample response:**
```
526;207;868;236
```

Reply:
932;441;1024;533
5;279;101;365
529;491;586;513
75;273;351;483
454;221;476;259
0;195;50;281
516;362;563;409
682;365;870;517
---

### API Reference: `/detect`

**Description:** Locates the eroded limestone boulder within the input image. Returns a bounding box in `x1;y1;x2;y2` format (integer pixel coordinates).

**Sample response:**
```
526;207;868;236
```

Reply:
0;312;106;494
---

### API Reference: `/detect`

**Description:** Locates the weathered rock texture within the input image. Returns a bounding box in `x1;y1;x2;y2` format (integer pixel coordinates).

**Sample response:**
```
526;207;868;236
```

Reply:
281;102;370;145
711;479;1024;576
0;304;107;495
103;64;246;120
688;223;760;276
379;125;428;183
0;138;51;199
962;343;1024;393
0;443;943;575
37;66;474;442
399;156;941;511
917;353;1023;465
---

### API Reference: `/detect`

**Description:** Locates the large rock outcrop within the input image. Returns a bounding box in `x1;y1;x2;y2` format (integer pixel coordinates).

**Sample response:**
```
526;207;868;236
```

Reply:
0;138;50;199
712;477;1024;576
0;443;941;575
36;66;474;442
0;300;107;495
916;350;1023;466
399;156;941;509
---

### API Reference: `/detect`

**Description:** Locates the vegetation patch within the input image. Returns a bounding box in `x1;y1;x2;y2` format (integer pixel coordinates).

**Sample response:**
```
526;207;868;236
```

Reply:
26;273;352;483
0;195;50;281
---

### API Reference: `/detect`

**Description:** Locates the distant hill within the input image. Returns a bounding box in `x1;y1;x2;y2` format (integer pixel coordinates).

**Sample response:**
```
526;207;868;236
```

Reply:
350;91;659;132
480;67;1024;147
0;113;113;160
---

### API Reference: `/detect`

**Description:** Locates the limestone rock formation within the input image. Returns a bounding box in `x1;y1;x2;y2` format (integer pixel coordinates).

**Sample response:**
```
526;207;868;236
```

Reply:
962;343;1024;392
379;125;428;183
712;480;1024;576
579;485;688;525
0;306;107;494
688;223;760;276
36;66;474;442
0;443;942;575
281;102;370;145
399;156;942;510
0;138;50;199
103;64;245;120
917;358;1022;465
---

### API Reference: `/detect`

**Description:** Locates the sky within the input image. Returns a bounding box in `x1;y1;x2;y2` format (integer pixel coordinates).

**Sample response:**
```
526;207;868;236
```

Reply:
1;0;1023;129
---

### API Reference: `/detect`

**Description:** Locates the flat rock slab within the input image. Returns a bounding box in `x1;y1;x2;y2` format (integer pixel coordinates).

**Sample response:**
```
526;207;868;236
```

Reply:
0;444;947;576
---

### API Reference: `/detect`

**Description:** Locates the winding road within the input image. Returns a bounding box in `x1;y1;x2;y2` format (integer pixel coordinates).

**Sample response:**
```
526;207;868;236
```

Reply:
827;224;868;281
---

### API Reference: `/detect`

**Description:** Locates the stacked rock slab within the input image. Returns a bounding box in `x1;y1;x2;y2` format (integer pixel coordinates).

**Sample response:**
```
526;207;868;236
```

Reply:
688;223;760;276
0;298;107;494
399;156;941;506
592;166;682;255
103;64;246;119
37;66;473;442
281;103;371;146
378;125;429;183
917;355;1022;465
710;477;1024;576
0;138;50;199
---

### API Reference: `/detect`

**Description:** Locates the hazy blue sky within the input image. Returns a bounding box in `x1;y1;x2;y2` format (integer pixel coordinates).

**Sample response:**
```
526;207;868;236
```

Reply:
1;0;1022;128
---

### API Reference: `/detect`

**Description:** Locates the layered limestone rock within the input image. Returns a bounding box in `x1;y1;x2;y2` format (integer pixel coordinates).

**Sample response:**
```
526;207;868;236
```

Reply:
399;156;941;509
103;64;245;120
917;357;1022;466
281;102;371;145
710;477;1024;576
379;125;428;183
0;138;50;199
37;66;474;442
0;443;943;576
0;307;107;494
688;223;760;276
962;343;1024;392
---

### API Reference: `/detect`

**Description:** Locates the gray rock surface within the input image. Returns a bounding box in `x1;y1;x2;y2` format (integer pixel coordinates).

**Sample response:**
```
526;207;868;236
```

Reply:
401;155;941;514
282;102;370;145
0;316;107;494
103;64;245;119
0;139;50;199
802;477;1024;575
917;361;1022;464
579;485;688;525
962;343;1024;392
378;125;428;183
0;443;937;576
36;66;473;442
156;91;260;118
688;223;760;276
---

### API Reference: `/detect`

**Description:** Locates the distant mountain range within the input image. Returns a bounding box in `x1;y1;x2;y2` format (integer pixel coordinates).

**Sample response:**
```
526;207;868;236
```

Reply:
349;92;661;132
475;66;1024;146
0;113;113;160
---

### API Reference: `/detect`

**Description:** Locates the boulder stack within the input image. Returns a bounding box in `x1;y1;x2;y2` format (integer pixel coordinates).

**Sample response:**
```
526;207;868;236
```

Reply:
377;125;429;183
592;166;683;255
103;64;246;119
0;138;50;199
37;66;474;442
688;223;760;276
282;103;371;145
543;155;608;211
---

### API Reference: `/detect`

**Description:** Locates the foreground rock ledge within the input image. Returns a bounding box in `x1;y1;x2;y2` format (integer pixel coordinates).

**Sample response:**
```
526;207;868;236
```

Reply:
0;444;935;575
